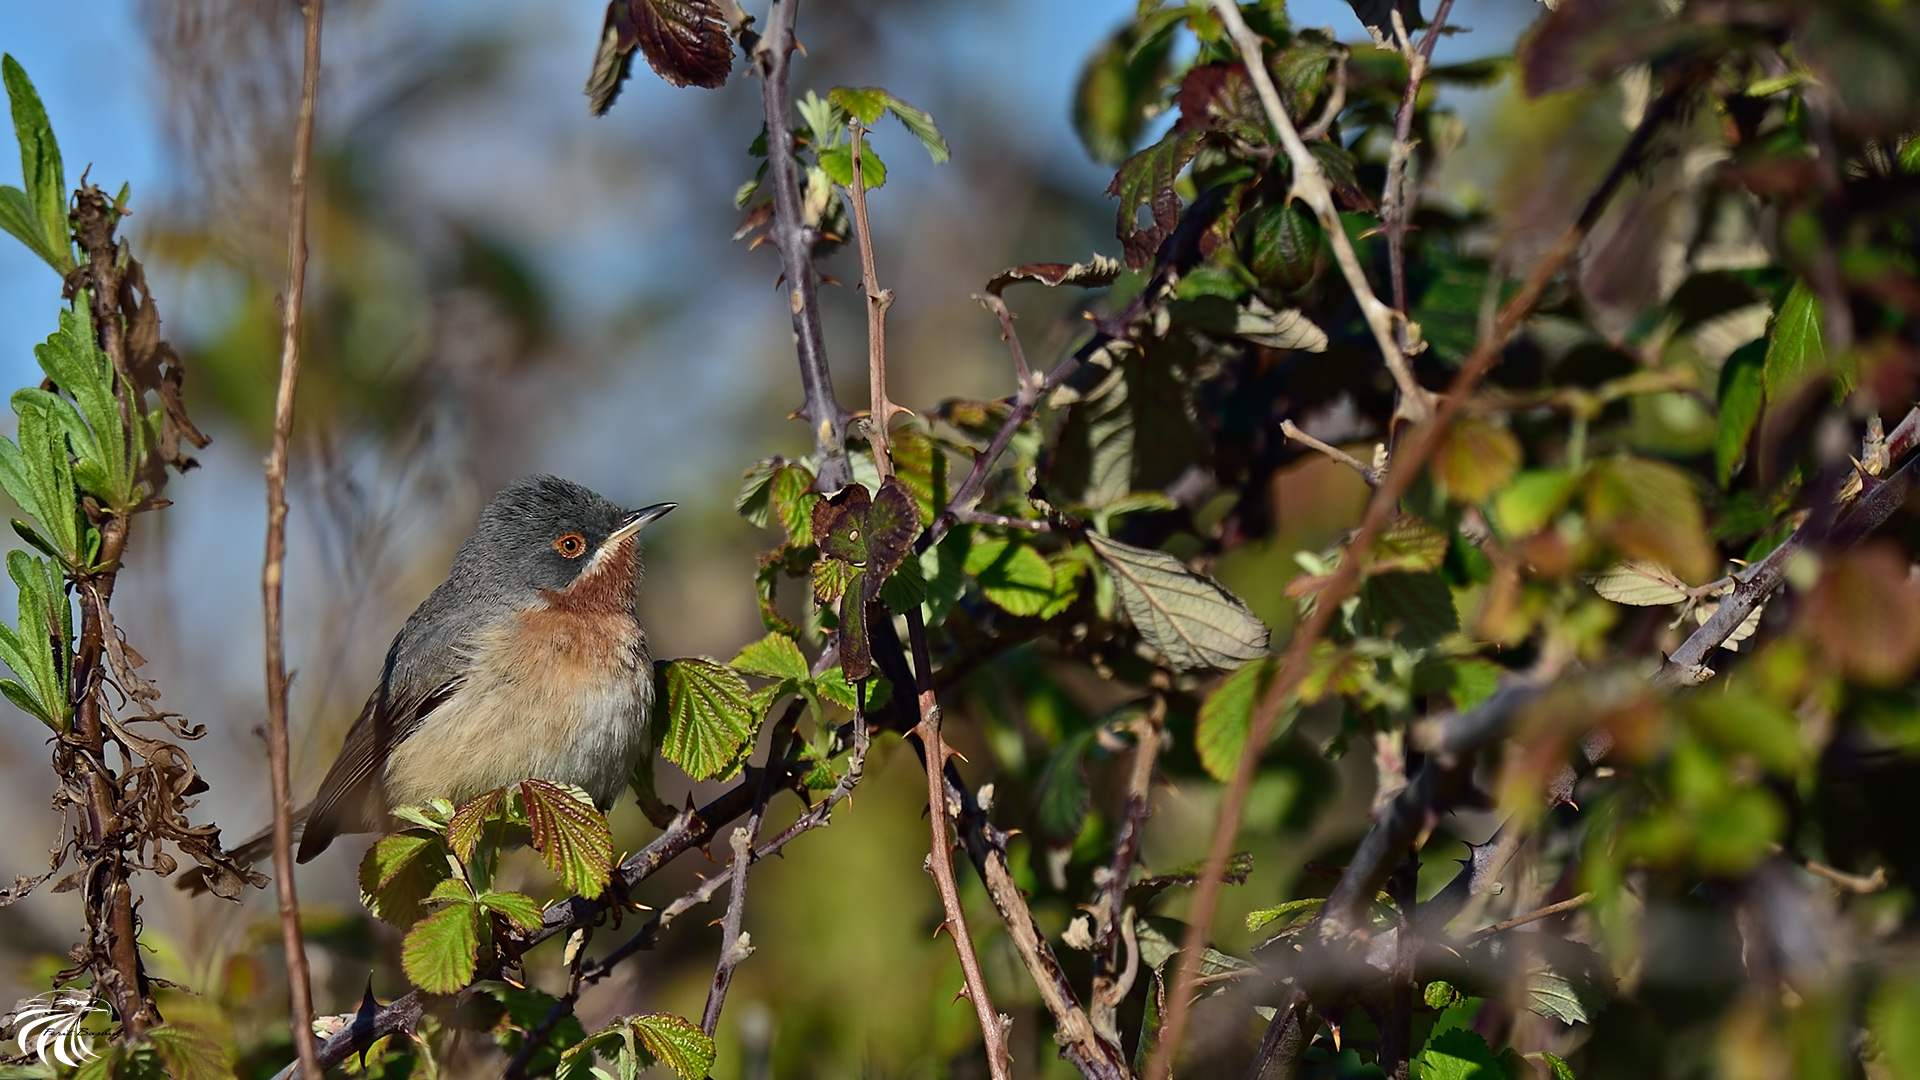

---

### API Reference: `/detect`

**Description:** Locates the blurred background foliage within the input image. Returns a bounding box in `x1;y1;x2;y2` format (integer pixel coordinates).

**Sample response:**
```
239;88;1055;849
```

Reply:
9;0;1920;1077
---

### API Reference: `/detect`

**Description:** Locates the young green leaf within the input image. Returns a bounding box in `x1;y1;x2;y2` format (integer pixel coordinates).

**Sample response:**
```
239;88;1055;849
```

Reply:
1245;897;1323;933
1087;531;1271;671
827;86;887;125
1196;657;1289;782
654;657;760;780
401;901;484;994
480;889;545;933
1714;339;1764;486
629;1013;718;1080
964;537;1057;617
880;92;950;164
1;55;72;273
519;778;615;900
445;786;508;862
359;830;452;929
4;392;83;566
1417;1028;1503;1080
818;142;887;189
730;631;811;682
1763;280;1843;400
0;551;69;729
34;303;144;509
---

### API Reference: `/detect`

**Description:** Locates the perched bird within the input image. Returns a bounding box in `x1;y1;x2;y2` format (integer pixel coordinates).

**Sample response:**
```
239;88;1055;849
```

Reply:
204;475;673;876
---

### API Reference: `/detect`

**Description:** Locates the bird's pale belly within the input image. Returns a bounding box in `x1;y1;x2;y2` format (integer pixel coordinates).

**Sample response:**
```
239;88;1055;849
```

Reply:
383;607;652;811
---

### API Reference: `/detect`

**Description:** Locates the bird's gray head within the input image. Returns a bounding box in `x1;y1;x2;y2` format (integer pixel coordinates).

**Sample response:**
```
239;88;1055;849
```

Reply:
452;475;675;598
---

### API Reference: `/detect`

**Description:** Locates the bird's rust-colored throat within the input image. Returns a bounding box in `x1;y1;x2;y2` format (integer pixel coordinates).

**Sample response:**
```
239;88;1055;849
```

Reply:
542;535;640;616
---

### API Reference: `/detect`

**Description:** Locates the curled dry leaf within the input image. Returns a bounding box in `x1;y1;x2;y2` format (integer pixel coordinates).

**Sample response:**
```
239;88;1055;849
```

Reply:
586;0;734;116
983;254;1126;297
1235;298;1328;351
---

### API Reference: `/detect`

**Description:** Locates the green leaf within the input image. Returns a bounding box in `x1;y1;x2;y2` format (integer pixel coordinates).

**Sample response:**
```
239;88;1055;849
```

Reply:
402;901;484;994
1490;468;1580;538
1422;980;1466;1010
1247;200;1321;291
519;778;615;900
1869;972;1920;1080
770;462;819;547
1540;1052;1578;1080
1074;22;1176;165
6;391;83;565
1034;728;1097;841
0;185;63;273
1197;657;1289;783
881;93;950;165
1714;338;1764;486
359;830;452;929
827;86;887;125
1763;280;1844;399
473;982;589;1079
964;537;1057;617
629;1013;716;1080
1417;1028;1503;1080
730;631;810;682
1370;514;1449;574
480;889;545;932
1362;572;1459;649
654;657;760;781
814;665;889;713
137;1026;231;1080
818;141;887;189
0;550;70;728
1;55;72;274
1442;658;1502;712
1087;531;1271;671
445;786;508;862
1523;939;1613;1025
34;303;142;510
1246;896;1323;932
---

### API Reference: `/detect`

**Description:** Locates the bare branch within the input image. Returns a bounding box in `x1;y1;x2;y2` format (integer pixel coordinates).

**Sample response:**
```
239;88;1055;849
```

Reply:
1280;420;1381;487
1091;701;1164;1045
751;0;853;491
261;1;326;1075
1462;892;1595;944
1382;0;1455;328
847;120;901;480
1208;0;1429;424
701;713;797;1035
904;608;1012;1080
1772;845;1888;894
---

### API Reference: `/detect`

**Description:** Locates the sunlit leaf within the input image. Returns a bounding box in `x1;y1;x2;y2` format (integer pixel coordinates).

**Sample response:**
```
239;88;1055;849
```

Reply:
1490;468;1580;538
964;537;1057;617
444;786;507;863
1435;418;1522;504
984;254;1126;296
654;658;760;780
1763;280;1845;400
1196;657;1288;783
1370;514;1449;574
630;0;733;90
1246;896;1323;933
1587;561;1691;607
1417;1028;1503;1080
520;779;615;900
1234;298;1327;351
1586;457;1715;583
480;889;545;933
402;901;483;994
730;631;810;682
1;55;72;273
359;830;451;930
1087;531;1271;671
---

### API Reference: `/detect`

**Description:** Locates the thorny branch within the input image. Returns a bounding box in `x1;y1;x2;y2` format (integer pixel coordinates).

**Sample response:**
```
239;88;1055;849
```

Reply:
1152;74;1696;1080
1381;0;1456;331
262;0;326;1075
1090;700;1164;1047
1208;0;1430;424
847;121;902;480
906;612;1014;1080
751;0;854;492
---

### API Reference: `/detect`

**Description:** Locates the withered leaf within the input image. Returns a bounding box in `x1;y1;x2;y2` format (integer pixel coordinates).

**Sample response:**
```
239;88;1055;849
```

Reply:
1108;129;1203;269
983;254;1125;297
587;0;733;115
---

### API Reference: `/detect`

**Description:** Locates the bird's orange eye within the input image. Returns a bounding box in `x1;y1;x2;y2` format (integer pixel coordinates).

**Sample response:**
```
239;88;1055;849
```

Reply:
553;533;587;558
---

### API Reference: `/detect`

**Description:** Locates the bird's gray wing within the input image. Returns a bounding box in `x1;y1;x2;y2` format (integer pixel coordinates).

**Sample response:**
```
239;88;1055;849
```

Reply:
296;602;478;863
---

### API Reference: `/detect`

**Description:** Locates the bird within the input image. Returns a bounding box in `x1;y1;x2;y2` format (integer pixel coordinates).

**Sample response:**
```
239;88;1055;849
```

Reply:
201;475;674;877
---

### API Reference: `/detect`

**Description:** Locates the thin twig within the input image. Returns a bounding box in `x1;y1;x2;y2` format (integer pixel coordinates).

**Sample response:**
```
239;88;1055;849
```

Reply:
1209;0;1429;423
1280;420;1381;487
1091;700;1164;1045
1151;76;1693;1080
906;607;1012;1080
951;509;1052;532
701;714;796;1036
847;120;900;480
1771;845;1888;894
975;293;1032;387
1462;892;1594;943
1382;0;1455;328
752;0;853;491
263;1;326;1075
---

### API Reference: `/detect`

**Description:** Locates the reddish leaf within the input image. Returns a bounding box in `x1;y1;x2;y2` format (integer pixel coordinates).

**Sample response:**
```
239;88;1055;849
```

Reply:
1801;543;1920;686
519;779;615;900
1108;129;1204;269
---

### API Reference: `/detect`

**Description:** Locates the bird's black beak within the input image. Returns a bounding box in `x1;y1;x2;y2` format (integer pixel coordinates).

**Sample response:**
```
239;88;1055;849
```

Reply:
606;502;675;546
